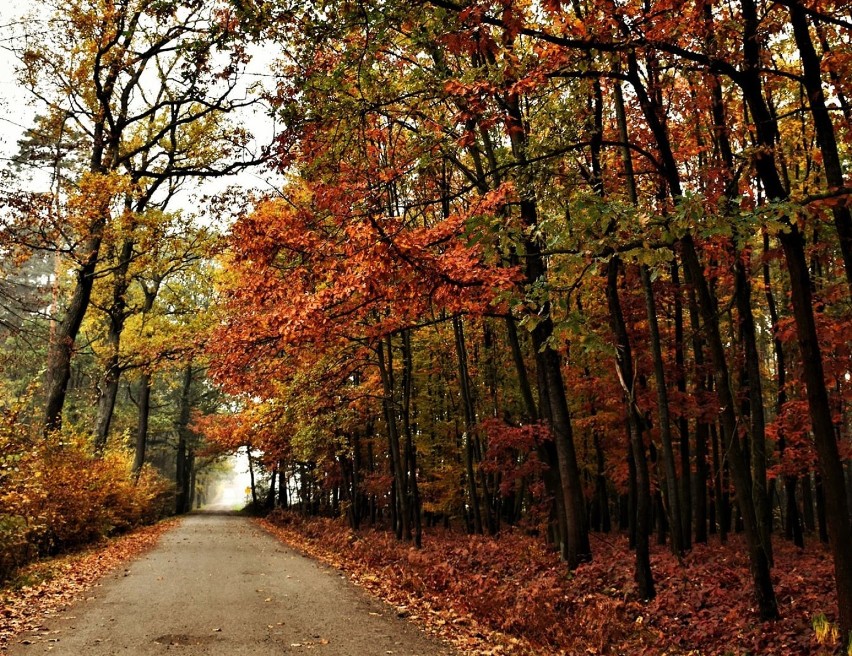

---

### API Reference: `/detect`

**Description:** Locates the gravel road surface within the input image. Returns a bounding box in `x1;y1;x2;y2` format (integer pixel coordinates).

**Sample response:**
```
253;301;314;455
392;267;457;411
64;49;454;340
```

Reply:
7;513;454;656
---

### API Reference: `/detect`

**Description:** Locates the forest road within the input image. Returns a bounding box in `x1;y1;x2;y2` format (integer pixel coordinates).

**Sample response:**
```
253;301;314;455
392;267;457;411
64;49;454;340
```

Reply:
7;513;455;656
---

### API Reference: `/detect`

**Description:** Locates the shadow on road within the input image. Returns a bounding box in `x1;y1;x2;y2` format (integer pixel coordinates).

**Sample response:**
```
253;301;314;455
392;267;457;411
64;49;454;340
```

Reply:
188;505;246;517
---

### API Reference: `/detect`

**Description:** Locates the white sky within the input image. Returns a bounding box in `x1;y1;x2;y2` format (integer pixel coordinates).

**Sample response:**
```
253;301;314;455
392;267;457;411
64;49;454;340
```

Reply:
0;4;36;171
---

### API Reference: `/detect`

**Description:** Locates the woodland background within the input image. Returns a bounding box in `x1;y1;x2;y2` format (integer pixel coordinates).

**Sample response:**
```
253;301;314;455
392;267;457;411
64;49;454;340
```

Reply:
1;0;852;654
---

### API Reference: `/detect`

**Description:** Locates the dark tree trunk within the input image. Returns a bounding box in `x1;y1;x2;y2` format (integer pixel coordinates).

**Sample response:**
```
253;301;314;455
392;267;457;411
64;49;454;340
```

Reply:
683;234;777;619
606;258;655;600
453;317;483;535
815;474;830;544
627;441;638;549
734;256;773;563
401;331;423;547
93;237;134;452
266;467;277;510
175;364;193;513
802;474;816;532
593;431;611;533
133;372;152;475
640;265;684;555
671;261;692;549
45;234;104;433
685;252;710;544
503;85;589;568
377;338;410;541
248;450;258;508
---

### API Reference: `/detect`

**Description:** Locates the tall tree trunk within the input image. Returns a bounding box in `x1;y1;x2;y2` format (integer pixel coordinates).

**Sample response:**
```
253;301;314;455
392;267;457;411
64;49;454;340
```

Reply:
606;258;655;600
762;233;803;547
502;81;589;567
175;364;194;514
685;260;709;543
248;450;258;507
133;371;152;475
671;261;692;549
93;236;134;452
681;236;778;619
734;256;773;563
640;265;685;555
401;330;423;547
377;338;410;541
454;317;483;535
44;234;104;432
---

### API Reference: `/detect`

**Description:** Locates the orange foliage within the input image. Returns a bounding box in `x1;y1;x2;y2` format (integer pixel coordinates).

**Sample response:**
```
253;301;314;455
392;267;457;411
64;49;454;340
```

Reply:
0;405;170;582
262;512;837;655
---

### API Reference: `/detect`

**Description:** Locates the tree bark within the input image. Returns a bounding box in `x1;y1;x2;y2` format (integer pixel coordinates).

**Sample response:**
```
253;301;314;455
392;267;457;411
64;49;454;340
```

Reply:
606;258;655;600
132;371;152;475
453;317;483;535
671;261;692;549
44;234;104;432
377;338;410;541
640;265;685;555
175;364;193;514
93;236;134;452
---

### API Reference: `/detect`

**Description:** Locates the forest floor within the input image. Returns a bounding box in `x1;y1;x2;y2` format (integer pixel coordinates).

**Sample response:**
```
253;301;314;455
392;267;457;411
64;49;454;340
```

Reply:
1;513;453;656
260;512;843;656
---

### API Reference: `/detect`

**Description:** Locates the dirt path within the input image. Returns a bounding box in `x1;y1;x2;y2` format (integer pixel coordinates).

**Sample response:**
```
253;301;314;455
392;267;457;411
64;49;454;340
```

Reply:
6;514;454;656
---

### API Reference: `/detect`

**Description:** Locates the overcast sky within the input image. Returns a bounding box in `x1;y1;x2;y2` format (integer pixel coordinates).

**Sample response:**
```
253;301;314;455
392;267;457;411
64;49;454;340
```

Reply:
0;4;37;173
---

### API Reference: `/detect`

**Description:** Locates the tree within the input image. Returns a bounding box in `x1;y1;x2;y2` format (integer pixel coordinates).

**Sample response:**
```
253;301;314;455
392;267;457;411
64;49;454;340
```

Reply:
8;0;265;432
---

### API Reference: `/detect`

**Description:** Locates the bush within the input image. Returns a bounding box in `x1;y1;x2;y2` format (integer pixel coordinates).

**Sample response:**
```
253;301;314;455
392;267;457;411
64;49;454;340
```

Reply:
0;407;170;582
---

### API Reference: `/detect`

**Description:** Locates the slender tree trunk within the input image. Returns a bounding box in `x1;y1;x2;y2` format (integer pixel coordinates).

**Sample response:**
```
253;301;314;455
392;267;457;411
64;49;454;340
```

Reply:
593;431;611;533
671;261;692;549
815;474;830;544
606;258;655;599
132;371;152;475
401;331;422;547
266;467;277;510
454;317;483;535
377;338;410;541
93;236;134;452
248;450;258;508
503;84;589;567
627;441;638;549
640;265;684;555
189;454;198;509
685;267;710;544
175;364;193;513
44;234;104;432
681;236;778;618
763;234;802;547
734;256;773;563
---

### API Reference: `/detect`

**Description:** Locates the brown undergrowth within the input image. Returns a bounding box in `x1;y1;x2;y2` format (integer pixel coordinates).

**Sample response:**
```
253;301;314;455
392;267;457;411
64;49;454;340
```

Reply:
260;511;839;655
0;518;179;654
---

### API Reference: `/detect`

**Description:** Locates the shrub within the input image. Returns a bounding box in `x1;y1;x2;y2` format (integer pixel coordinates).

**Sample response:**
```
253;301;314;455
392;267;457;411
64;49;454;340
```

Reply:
0;407;170;582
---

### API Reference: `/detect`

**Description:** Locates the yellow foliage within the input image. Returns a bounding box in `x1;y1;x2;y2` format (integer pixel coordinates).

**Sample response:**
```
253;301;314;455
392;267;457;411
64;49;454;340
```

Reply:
0;398;170;582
